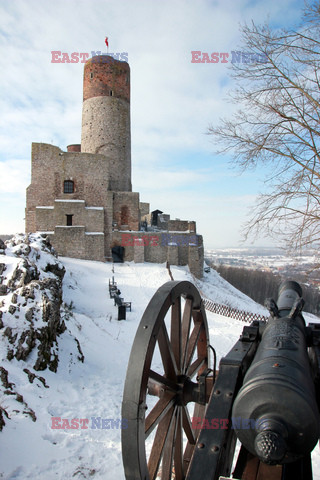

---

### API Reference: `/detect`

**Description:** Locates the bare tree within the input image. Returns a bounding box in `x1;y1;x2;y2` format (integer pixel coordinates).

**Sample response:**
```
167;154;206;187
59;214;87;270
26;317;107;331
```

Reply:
209;1;320;251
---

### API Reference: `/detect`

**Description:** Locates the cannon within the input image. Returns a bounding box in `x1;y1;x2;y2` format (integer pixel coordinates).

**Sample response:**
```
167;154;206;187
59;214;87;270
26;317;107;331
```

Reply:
121;280;320;480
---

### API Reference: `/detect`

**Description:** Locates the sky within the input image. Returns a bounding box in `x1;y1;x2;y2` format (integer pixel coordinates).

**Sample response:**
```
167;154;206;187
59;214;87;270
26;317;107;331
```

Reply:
0;0;305;249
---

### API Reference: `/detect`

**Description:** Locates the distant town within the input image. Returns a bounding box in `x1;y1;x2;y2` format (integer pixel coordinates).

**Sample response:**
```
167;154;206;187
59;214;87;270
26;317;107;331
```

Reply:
205;247;320;285
204;247;320;315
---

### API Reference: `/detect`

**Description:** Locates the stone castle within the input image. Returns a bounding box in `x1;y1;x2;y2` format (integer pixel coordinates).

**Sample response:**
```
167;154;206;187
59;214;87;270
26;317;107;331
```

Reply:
25;55;204;278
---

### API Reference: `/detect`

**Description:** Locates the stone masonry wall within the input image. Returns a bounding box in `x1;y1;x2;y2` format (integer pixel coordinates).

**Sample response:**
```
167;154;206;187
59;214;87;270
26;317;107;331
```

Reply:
52;227;104;262
35;207;55;232
188;244;204;279
111;231;204;277
26;144;61;233
167;220;196;232
139;202;150;219
81;97;131;192
81;55;131;192
26;143;113;207
113;192;140;231
26;143;114;258
83;55;130;103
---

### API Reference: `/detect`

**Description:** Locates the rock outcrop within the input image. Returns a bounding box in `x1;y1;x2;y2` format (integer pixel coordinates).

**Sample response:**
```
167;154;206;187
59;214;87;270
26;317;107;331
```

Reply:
1;233;66;372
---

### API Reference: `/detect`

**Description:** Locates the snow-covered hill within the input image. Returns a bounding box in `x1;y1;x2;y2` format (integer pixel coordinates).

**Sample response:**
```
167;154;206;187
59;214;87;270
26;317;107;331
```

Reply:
0;234;319;479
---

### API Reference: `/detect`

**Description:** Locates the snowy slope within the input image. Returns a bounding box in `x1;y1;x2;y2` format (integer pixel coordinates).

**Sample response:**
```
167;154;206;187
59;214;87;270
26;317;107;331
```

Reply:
0;242;319;479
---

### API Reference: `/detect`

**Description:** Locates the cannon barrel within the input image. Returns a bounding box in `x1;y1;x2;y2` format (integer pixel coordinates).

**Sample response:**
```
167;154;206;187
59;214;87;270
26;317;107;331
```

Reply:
232;280;320;465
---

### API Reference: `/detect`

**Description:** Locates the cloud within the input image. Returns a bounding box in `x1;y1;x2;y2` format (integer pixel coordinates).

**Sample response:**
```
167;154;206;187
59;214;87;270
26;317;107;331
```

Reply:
0;0;304;245
0;160;30;194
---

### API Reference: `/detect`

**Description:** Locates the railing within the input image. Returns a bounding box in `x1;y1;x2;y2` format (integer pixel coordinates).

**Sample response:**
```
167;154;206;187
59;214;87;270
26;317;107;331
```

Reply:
202;298;268;323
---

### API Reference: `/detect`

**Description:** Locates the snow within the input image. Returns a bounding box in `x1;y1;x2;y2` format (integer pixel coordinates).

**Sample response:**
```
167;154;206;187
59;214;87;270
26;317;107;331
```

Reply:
84;232;104;236
0;242;319;479
55;200;85;203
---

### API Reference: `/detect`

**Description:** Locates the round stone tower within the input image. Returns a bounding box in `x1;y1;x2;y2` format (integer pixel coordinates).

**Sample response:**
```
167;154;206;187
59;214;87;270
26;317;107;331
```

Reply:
81;55;131;192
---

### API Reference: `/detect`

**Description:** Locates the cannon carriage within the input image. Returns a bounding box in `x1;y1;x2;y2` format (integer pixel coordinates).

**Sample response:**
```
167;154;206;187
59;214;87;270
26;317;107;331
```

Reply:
121;280;320;480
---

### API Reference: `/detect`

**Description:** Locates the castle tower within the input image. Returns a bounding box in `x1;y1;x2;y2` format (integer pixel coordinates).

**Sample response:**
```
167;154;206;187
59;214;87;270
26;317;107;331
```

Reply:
81;55;131;192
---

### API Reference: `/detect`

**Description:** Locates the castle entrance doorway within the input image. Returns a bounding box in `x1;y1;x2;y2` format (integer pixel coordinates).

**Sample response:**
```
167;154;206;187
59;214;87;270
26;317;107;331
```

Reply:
112;246;124;263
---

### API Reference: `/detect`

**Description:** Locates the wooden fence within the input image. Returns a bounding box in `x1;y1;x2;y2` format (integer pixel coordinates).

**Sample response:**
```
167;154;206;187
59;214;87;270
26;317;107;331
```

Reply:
202;298;268;323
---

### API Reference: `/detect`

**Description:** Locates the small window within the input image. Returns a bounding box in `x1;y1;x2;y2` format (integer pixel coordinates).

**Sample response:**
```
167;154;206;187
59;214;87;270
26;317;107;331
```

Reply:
90;72;94;79
66;214;73;226
110;90;113;96
64;180;74;194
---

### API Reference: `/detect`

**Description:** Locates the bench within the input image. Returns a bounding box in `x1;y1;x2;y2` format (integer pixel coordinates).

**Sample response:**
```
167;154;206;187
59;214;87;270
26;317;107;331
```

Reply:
109;285;120;298
109;278;132;320
113;295;131;311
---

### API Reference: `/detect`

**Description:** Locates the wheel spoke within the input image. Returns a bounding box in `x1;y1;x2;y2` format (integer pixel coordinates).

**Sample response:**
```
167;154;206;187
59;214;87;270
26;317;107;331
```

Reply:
183;403;206;473
187;356;206;379
184;323;204;372
145;391;176;438
171;297;182;372
161;406;179;480
182;405;196;445
148;406;175;480
181;298;193;373
174;407;184;479
149;370;179;393
158;323;178;380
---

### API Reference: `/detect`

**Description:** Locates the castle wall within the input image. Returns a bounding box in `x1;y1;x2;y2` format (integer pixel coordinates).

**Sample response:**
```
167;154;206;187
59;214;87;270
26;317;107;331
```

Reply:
82;56;130;103
113;192;140;231
26;143;61;233
26;142;114;258
167;220;196;232
26;143;112;206
81;55;131;192
53;227;104;262
35;206;55;231
188;244;204;279
111;231;204;277
81;97;131;191
139;202;150;220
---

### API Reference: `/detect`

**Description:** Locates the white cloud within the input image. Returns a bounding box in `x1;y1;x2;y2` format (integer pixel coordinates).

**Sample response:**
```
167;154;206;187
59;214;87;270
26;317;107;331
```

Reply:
0;160;30;194
0;0;304;245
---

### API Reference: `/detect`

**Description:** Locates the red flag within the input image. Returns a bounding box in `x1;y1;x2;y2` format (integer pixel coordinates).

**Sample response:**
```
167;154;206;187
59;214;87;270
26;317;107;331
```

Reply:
105;37;109;47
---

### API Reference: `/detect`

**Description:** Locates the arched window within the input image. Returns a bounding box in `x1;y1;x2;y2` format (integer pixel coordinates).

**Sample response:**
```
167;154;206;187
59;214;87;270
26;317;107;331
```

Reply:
64;180;74;194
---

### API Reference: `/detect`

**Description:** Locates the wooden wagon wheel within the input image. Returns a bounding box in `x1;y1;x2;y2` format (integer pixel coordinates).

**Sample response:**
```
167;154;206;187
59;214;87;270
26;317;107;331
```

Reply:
122;280;212;480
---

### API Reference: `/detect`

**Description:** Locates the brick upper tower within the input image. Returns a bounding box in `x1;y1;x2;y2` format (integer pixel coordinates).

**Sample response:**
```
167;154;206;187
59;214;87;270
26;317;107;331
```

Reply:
81;55;131;192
